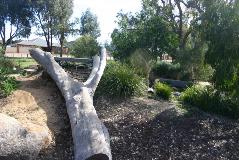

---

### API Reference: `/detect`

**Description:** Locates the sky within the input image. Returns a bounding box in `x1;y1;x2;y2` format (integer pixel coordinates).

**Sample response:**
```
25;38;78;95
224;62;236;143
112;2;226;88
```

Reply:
27;0;142;44
71;0;142;43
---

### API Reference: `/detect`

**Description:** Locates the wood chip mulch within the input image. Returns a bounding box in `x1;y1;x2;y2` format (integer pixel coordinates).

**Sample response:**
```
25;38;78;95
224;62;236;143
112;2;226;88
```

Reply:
94;97;239;160
2;78;239;160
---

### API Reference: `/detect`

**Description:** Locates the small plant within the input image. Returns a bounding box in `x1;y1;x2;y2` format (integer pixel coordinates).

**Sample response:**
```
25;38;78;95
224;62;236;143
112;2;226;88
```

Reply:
0;77;18;96
96;61;147;98
0;57;19;97
154;82;173;100
179;85;204;105
0;56;15;71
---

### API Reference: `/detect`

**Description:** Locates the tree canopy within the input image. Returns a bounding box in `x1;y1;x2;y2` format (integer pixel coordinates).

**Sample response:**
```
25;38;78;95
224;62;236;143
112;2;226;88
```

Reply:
53;0;75;57
201;0;239;97
111;0;214;80
70;35;100;58
80;9;101;39
32;0;76;53
0;0;34;51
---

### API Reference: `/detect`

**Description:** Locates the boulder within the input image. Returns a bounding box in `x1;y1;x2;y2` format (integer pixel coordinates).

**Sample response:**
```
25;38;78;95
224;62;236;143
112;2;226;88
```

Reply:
0;113;50;160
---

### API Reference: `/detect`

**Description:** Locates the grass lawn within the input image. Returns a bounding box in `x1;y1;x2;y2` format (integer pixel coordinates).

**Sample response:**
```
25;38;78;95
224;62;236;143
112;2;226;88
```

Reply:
8;57;37;69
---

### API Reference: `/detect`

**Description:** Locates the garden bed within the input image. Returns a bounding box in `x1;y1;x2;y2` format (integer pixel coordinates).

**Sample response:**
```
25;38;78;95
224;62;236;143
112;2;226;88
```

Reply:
0;75;239;159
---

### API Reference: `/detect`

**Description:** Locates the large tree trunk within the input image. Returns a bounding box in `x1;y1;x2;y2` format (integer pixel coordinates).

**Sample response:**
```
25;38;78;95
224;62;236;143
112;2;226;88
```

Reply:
29;48;111;160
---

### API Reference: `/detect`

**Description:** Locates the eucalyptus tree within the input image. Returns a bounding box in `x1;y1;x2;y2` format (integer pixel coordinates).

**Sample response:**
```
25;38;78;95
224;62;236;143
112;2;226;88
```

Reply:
32;0;56;52
0;0;34;52
80;9;101;39
53;0;76;57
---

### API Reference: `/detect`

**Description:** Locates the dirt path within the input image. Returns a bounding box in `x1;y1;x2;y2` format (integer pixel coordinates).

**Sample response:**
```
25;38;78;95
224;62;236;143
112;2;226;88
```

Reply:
0;74;73;160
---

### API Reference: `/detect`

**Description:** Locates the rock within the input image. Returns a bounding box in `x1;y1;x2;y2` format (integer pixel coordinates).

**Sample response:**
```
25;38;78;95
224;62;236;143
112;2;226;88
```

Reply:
23;68;37;74
0;113;51;160
173;91;181;97
147;88;155;94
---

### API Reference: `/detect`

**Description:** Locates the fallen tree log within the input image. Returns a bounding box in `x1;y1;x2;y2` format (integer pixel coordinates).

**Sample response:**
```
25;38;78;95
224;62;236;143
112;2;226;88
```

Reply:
30;48;111;160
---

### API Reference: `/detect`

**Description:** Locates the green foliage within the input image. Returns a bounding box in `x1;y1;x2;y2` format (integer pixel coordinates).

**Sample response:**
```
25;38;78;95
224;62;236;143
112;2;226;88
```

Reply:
154;82;173;100
152;61;181;80
180;85;205;105
127;49;155;79
176;31;214;81
180;85;239;119
33;0;75;52
0;59;18;97
96;61;147;98
201;0;239;96
0;56;15;71
80;9;101;38
0;46;4;54
0;77;19;97
111;11;178;60
53;0;75;57
0;0;33;49
70;35;100;58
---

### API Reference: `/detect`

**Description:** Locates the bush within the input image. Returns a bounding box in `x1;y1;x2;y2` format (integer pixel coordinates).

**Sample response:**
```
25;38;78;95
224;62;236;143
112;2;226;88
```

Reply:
151;61;181;80
180;85;239;119
96;61;147;98
154;82;173;100
0;77;18;96
0;68;18;97
0;58;18;97
0;56;15;71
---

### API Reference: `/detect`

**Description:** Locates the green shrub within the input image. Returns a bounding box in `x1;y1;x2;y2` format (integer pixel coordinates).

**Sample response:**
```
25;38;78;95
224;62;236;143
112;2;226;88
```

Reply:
0;57;18;97
0;56;15;71
152;61;181;80
180;85;239;119
96;61;147;98
0;77;18;96
154;82;173;100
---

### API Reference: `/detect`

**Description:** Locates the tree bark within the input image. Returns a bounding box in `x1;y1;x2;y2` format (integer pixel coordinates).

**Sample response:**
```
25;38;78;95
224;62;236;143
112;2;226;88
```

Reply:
29;48;111;160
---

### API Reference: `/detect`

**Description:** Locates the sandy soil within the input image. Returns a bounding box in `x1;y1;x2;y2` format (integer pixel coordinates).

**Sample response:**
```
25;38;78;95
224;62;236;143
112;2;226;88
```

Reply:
0;74;73;160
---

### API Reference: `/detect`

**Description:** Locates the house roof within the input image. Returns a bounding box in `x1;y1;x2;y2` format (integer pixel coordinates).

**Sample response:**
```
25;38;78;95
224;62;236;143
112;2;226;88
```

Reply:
17;38;60;47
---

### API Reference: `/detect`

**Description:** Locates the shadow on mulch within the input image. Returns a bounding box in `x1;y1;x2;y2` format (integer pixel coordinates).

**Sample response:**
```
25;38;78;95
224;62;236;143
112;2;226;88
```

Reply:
95;98;239;160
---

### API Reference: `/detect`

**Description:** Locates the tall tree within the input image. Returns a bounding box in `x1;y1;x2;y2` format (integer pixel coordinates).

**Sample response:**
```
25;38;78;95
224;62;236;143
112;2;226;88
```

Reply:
0;0;33;52
80;9;101;38
33;0;56;52
201;0;239;97
53;0;75;57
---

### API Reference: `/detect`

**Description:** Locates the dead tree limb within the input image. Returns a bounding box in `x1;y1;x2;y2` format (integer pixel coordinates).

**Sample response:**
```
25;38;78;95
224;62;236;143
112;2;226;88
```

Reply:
30;48;111;160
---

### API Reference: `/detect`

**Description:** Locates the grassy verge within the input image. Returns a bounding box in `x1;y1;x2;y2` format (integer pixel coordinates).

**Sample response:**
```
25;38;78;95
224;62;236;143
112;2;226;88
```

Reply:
7;57;37;69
